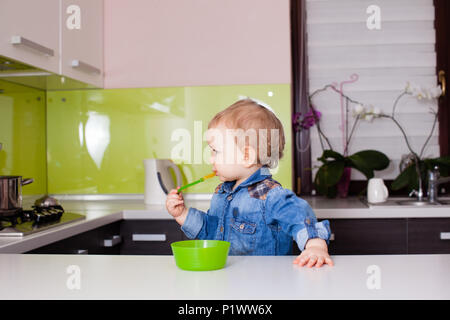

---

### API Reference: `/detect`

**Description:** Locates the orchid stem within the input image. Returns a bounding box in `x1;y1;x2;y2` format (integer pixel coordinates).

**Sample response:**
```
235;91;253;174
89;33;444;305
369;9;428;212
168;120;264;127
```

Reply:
419;111;438;159
346;115;360;153
380;114;419;159
345;98;349;156
308;98;333;151
391;91;408;117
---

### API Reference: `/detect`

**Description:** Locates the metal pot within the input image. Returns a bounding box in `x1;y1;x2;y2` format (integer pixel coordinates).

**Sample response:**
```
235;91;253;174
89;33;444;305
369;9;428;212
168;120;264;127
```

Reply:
0;176;34;213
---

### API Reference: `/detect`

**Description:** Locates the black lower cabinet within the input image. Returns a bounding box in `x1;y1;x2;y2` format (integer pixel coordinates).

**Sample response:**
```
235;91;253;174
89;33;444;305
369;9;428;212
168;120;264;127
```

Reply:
293;218;408;256
120;219;185;255
408;218;450;254
26;221;122;255
294;218;450;255
25;218;450;255
327;218;408;255
26;220;182;255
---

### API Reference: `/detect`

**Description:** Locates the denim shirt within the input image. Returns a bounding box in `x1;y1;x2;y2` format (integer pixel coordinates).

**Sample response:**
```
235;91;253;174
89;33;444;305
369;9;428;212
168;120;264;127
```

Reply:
181;166;331;255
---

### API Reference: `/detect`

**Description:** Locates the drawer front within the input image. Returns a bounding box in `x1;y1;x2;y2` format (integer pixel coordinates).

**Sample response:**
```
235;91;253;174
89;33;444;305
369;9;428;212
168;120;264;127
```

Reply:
90;222;122;255
408;218;450;254
27;235;87;254
27;228;97;254
27;222;121;254
120;220;183;255
327;219;407;255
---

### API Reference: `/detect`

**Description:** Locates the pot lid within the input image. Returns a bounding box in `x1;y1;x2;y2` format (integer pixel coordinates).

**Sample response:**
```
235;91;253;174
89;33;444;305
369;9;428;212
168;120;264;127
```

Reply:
34;195;60;207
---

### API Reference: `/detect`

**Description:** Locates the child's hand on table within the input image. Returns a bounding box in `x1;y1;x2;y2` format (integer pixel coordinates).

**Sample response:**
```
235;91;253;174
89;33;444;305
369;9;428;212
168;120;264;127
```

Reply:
166;187;189;225
293;238;334;268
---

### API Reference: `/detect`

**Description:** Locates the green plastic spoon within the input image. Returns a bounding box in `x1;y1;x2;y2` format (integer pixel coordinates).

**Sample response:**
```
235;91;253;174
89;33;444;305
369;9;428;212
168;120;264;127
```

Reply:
177;172;215;193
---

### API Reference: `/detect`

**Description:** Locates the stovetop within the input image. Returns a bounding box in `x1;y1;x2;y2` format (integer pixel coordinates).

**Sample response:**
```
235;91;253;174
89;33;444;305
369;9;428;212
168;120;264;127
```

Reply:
0;205;85;237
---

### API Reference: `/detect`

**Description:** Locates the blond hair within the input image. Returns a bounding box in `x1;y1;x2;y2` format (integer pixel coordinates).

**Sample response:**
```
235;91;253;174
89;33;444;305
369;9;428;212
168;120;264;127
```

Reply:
208;98;285;168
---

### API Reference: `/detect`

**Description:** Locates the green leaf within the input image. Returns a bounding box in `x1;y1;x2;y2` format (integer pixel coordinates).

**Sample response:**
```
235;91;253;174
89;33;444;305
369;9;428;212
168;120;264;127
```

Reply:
317;150;345;163
325;185;338;198
422;157;450;178
393;157;449;193
346;150;390;180
314;161;345;197
427;156;450;171
408;161;428;192
316;161;345;187
347;159;374;179
314;171;338;198
391;164;416;191
349;150;390;170
435;156;450;167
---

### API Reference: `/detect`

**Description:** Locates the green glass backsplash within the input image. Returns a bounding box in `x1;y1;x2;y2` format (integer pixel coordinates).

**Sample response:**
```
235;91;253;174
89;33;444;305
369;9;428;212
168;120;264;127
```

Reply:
0;80;47;195
46;84;292;194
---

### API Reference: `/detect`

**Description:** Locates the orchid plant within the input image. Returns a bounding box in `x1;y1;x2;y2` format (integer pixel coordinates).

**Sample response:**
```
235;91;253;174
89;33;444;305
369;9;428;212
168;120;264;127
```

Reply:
294;77;448;198
294;76;390;198
351;82;448;194
381;82;449;195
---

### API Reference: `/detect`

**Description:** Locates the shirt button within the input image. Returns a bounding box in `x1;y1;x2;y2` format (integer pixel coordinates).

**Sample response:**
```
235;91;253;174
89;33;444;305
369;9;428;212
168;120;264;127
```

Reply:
239;224;245;230
227;195;233;201
220;226;224;233
306;218;311;225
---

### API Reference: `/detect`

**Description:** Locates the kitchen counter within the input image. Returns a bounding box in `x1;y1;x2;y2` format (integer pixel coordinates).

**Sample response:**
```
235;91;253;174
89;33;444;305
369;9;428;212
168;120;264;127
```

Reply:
1;195;450;254
1;253;449;299
0;196;211;253
50;195;450;220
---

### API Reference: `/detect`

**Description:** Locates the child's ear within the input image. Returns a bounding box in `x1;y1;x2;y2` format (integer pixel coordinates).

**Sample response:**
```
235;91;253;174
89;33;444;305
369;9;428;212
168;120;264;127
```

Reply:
243;146;258;167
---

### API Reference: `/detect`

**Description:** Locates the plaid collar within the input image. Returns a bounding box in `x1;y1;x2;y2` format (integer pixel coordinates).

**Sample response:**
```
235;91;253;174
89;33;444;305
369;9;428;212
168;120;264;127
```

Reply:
219;166;272;194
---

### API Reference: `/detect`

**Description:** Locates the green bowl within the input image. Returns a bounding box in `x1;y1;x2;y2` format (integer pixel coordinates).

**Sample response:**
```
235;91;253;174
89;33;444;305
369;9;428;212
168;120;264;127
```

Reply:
171;240;231;271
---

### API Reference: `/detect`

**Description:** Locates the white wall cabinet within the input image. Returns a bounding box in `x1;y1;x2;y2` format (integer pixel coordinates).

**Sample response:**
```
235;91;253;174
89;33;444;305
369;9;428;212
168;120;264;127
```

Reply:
61;0;103;88
0;0;103;88
0;0;60;74
103;0;290;88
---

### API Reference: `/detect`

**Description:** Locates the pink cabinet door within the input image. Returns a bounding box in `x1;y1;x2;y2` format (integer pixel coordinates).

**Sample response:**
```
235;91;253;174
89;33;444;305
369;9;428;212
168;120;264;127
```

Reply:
104;0;290;88
0;0;60;74
61;0;103;88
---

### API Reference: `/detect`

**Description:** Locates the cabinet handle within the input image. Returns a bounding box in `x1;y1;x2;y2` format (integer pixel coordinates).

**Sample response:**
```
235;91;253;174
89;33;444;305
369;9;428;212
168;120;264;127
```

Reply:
11;36;54;56
71;60;101;74
440;232;450;240
103;235;122;247
438;70;446;97
76;249;88;254
132;234;167;242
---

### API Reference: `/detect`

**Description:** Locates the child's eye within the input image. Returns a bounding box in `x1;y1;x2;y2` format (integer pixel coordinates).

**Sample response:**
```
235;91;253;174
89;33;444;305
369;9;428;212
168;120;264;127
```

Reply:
209;145;219;153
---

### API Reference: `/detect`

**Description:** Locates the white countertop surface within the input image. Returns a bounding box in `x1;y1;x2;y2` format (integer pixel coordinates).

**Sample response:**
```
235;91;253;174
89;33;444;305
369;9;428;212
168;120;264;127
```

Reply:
0;195;449;254
26;194;450;220
1;254;449;300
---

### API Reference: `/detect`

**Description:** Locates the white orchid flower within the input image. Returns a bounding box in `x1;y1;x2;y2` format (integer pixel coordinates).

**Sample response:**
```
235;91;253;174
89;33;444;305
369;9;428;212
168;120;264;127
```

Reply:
420;86;431;100
372;107;382;116
364;114;374;122
353;104;365;116
406;82;442;100
405;82;413;94
429;85;443;99
406;82;424;99
415;88;424;100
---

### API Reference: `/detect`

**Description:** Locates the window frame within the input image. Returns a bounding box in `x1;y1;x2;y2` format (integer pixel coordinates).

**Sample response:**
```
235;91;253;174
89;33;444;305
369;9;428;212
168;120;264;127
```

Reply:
291;0;450;196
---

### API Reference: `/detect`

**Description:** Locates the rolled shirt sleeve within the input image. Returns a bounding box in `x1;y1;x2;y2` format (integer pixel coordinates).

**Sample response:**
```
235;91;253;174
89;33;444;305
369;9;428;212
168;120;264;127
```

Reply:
181;207;205;239
265;187;331;251
181;207;219;240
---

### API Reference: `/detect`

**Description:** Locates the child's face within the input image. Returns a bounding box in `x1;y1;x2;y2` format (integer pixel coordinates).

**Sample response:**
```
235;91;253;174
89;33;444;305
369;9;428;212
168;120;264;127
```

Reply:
206;123;256;182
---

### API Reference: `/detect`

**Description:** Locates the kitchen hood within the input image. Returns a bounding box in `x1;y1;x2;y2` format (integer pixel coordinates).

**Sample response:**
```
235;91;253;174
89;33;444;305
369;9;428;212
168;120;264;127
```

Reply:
0;55;97;91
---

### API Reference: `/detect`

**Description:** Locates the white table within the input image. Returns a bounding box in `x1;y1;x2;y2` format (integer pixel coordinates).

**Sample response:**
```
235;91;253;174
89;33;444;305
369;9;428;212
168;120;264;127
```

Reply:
1;254;449;300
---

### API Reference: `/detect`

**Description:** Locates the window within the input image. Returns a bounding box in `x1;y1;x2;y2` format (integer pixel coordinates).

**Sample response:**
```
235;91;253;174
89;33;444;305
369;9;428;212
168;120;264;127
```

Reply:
305;0;439;182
